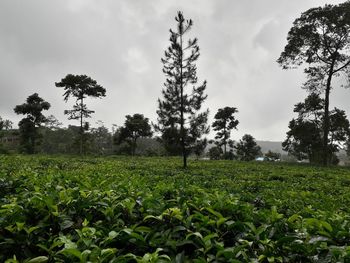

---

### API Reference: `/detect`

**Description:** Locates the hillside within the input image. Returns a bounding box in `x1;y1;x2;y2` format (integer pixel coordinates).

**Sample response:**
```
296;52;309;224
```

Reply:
256;140;285;154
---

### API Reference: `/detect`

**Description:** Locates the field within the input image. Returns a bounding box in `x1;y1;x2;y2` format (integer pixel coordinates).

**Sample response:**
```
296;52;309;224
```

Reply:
1;156;350;262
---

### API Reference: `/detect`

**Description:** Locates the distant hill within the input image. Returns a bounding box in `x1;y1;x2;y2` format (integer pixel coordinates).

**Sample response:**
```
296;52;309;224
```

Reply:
207;140;286;154
256;141;285;154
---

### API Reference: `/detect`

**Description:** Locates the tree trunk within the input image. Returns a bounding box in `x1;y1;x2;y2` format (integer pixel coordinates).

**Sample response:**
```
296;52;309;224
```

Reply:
80;97;83;155
132;137;137;156
323;60;335;166
31;136;35;154
223;124;227;156
180;29;187;168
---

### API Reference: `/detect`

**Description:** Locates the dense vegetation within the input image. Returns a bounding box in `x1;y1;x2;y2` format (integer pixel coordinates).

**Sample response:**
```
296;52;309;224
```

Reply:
1;155;350;262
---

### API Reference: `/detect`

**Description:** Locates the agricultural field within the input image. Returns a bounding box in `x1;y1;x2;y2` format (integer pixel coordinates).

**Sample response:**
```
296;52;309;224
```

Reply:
1;156;350;262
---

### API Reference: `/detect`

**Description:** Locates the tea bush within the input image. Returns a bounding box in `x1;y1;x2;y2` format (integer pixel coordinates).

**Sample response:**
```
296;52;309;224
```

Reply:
1;155;350;262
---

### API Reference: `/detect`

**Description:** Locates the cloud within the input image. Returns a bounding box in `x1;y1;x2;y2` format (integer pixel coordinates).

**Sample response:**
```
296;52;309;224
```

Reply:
0;0;348;141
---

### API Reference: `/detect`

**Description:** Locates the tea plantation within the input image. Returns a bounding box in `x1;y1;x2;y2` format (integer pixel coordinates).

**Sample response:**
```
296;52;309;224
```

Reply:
1;155;350;262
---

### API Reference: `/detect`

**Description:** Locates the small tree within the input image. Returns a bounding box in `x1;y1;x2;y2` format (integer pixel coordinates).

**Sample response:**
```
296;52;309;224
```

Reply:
14;93;50;154
55;74;106;155
193;138;208;159
116;114;152;156
235;134;261;161
156;11;209;168
278;2;350;165
212;107;239;158
0;117;12;131
0;117;3;131
208;146;223;160
265;150;281;161
90;121;113;155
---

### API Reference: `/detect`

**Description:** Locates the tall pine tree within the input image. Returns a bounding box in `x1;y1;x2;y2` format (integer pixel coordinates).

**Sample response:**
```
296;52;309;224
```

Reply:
156;11;209;168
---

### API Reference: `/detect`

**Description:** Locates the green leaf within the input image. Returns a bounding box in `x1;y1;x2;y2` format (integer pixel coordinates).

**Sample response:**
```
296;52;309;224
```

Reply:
60;248;82;260
130;232;145;242
108;230;118;239
175;252;185;263
26;226;40;234
320;220;333;232
134;226;152;233
101;248;117;257
287;214;301;223
244;222;256;232
59;220;74;230
203;233;218;243
186;232;203;240
27;256;48;263
206;207;223;218
143;215;162;222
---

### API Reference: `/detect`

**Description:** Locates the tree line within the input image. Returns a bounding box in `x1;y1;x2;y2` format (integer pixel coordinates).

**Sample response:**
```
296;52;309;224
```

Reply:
2;2;350;167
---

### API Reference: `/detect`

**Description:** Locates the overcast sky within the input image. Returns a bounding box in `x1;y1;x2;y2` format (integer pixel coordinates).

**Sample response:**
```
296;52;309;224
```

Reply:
0;0;348;141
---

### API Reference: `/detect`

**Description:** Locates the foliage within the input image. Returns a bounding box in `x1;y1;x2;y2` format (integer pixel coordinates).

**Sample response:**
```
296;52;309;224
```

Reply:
116;114;152;156
156;11;209;168
2;156;350;261
283;93;350;164
0;117;5;153
0;117;13;131
193;138;208;159
14;93;50;154
235;134;262;161
278;1;350;165
264;150;281;161
0;117;3;131
55;74;106;155
90;122;113;155
212;107;239;157
208;146;223;160
40;126;76;154
43;115;62;130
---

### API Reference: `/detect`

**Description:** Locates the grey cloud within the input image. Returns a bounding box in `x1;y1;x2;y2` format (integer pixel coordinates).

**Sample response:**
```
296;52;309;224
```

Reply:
0;0;348;141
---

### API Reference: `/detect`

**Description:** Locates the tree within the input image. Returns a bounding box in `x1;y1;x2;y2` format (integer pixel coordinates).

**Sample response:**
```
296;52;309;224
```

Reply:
265;150;281;161
0;117;3;131
0;117;12;131
235;134;261;161
43;115;62;130
116;114;152;156
212;107;239;157
208;146;223;160
283;93;350;164
55;74;106;155
14;93;50;154
90;121;113;155
156;11;209;168
193;138;208;159
278;1;350;165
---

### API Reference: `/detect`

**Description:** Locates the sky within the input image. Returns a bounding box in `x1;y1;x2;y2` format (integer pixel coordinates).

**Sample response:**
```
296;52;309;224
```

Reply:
0;0;349;141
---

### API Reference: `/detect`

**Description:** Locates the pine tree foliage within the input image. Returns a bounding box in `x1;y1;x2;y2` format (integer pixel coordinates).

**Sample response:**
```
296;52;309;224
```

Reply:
156;11;209;168
212;107;239;156
55;74;106;154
